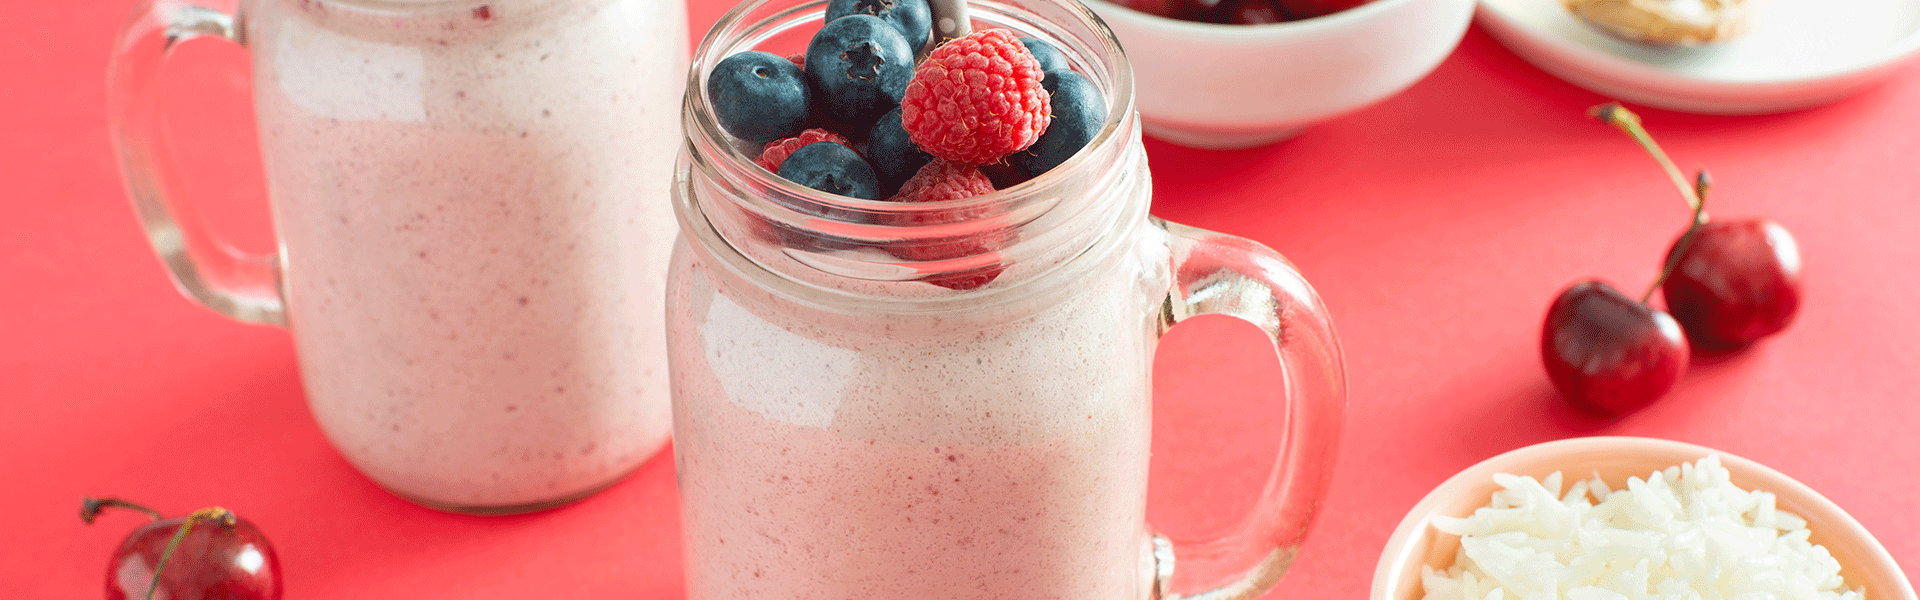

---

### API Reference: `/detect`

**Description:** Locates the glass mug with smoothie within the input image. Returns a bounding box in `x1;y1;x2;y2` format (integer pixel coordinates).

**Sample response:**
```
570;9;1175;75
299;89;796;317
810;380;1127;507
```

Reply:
108;0;685;513
669;0;1347;597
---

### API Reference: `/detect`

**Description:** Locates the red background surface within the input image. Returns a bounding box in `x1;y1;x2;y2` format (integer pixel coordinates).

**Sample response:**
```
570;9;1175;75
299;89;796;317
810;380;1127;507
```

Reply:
4;0;1917;597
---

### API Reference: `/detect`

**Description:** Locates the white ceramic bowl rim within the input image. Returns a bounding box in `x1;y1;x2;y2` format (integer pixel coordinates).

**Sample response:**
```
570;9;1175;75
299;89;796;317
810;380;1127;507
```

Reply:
1774;18;1920;84
1478;0;1920;86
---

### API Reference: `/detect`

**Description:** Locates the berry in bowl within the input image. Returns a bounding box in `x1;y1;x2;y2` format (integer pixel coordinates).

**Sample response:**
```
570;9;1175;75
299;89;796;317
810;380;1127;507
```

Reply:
1372;437;1916;600
1084;0;1475;149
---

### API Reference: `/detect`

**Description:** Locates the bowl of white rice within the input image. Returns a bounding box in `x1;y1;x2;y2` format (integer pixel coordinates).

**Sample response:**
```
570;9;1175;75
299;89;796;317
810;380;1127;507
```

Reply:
1372;436;1914;600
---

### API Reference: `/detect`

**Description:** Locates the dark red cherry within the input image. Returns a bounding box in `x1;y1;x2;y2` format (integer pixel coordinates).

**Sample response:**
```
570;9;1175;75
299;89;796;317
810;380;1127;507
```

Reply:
1272;0;1371;18
1207;0;1292;23
82;498;283;600
1661;218;1802;352
1542;280;1689;418
1588;102;1802;357
1107;0;1216;20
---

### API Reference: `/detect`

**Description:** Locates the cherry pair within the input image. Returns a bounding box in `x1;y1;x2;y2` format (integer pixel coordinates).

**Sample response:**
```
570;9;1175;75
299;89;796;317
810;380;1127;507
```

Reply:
1543;104;1803;418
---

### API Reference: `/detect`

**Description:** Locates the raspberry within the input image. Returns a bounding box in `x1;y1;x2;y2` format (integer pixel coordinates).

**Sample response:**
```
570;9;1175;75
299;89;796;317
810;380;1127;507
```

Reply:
756;128;852;172
901;28;1051;166
883;160;1009;290
888;159;995;204
922;267;1003;291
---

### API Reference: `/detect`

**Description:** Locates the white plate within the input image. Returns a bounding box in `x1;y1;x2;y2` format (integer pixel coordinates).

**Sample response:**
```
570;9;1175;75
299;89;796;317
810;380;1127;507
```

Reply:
1476;0;1920;113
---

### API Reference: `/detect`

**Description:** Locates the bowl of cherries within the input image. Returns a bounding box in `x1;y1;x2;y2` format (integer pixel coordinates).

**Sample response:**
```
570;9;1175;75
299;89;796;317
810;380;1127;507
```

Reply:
1083;0;1475;149
1541;103;1803;419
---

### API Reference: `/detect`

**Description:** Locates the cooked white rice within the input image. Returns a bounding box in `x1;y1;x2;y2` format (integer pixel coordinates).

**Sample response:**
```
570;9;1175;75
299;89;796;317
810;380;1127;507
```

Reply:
1421;454;1861;600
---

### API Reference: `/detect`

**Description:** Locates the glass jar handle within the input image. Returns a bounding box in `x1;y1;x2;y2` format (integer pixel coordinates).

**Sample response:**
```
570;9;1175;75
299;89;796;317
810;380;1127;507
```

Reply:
1150;217;1347;600
109;0;284;326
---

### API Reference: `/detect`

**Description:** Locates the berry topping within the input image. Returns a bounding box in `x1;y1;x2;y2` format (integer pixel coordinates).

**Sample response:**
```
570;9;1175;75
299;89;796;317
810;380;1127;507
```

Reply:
757;128;853;173
885;161;999;254
867;106;934;194
883;160;1006;290
901;28;1052;166
1018;36;1069;73
978;161;1033;189
776;141;882;200
1012;68;1104;177
924;267;1003;291
785;51;807;70
806;14;918;134
708;51;813;143
827;0;934;54
888;159;997;205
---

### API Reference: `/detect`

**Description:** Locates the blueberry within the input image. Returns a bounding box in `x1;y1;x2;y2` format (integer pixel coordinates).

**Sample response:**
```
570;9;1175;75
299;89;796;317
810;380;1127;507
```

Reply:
1013;69;1106;177
707;51;812;143
1019;36;1069;73
867;106;932;195
806;14;916;135
776;141;881;200
827;0;933;54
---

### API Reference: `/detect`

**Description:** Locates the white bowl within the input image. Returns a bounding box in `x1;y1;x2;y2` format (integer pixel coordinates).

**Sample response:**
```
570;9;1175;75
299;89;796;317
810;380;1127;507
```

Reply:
1372;436;1916;600
1084;0;1476;149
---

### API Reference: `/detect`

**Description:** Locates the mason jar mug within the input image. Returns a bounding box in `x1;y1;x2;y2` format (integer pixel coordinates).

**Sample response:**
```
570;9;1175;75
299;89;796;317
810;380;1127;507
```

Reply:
108;0;688;513
668;0;1349;597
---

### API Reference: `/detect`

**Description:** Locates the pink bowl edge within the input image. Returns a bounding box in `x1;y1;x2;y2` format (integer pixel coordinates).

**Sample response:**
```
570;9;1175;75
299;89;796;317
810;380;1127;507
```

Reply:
1369;436;1916;600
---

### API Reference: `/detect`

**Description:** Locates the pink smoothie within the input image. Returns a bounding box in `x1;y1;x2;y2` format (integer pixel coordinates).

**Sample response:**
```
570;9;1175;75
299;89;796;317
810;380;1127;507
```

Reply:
668;234;1163;599
250;0;684;509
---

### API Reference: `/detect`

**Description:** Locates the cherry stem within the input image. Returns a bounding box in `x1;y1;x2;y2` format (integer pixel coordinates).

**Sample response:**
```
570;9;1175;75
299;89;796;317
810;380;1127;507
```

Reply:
1643;170;1712;303
144;507;237;600
80;497;164;523
1589;102;1705;218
